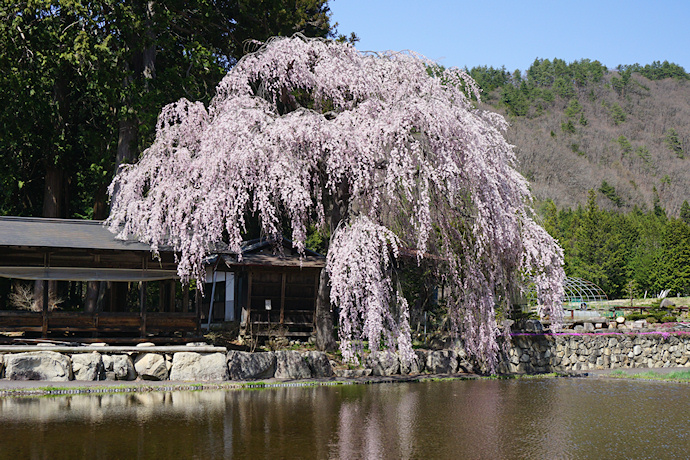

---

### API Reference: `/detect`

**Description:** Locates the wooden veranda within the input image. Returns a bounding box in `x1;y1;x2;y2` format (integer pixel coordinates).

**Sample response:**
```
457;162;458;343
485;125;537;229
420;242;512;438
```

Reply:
0;217;200;342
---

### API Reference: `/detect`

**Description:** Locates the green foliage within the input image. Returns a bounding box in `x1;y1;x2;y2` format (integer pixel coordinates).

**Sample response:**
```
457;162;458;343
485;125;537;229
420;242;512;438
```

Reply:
570;143;585;156
663;128;685;159
599;181;623;207
566;190;627;296
609;103;626;125
623;61;690;81
635;146;652;165
0;0;337;218
499;85;529;116
652;219;690;295
304;225;329;254
579;113;588;126
467;65;511;94
561;120;576;134
680;201;690;225
611;68;633;97
489;57;608;118
564;99;583;118
553;76;575;99
617;135;632;156
540;194;685;299
624;312;647;321
652;187;666;218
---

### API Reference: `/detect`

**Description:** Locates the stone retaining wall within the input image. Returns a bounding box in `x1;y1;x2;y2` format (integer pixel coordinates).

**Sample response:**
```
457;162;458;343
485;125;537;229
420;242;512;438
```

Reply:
502;332;690;373
3;332;689;382
0;347;476;382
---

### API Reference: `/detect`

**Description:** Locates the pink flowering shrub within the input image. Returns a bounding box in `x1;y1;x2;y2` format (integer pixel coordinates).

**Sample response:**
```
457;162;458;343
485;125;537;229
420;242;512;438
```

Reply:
107;36;564;371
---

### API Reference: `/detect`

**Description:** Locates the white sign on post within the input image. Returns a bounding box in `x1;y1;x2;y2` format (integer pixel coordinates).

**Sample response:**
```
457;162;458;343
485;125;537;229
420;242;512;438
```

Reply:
265;299;272;311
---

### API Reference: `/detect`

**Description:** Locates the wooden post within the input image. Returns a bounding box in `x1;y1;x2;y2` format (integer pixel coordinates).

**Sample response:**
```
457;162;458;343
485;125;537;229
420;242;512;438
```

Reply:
42;279;49;338
140;281;147;337
246;272;253;329
313;271;319;328
194;287;200;334
206;268;218;330
280;272;286;324
159;281;165;313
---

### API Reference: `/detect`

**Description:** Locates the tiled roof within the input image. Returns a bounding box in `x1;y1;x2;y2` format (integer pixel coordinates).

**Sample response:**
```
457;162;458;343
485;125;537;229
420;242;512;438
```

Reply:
0;216;153;251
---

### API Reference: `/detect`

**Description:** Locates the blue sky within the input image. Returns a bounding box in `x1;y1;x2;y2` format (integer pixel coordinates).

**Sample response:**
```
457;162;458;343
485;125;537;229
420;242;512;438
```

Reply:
330;1;690;72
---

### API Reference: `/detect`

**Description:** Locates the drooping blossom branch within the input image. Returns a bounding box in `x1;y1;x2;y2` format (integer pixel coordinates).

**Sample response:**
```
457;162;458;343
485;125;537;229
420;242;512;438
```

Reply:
107;35;564;371
327;216;414;363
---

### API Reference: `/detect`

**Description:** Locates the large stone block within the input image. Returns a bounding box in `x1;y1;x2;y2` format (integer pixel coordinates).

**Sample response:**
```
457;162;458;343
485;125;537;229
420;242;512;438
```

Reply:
274;351;312;379
303;351;334;378
102;354;136;381
71;353;104;381
5;351;73;381
134;353;168;381
426;350;459;374
169;352;229;381
366;353;400;376
227;351;276;380
334;368;372;378
400;350;426;375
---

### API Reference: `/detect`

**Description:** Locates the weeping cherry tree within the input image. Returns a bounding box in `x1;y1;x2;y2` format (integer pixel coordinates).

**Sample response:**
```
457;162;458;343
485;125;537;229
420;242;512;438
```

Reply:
107;36;565;371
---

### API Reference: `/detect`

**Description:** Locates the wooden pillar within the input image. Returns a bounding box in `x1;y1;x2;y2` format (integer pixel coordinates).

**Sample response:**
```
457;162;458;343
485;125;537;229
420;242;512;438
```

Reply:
194;287;201;334
159;281;165;313
313;271;319;327
245;271;253;328
42;279;49;338
140;281;147;337
280;272;286;324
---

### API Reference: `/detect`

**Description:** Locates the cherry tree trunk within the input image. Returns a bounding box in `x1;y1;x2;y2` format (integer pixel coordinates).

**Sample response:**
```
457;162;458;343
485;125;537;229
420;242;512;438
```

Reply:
314;181;350;351
314;267;336;351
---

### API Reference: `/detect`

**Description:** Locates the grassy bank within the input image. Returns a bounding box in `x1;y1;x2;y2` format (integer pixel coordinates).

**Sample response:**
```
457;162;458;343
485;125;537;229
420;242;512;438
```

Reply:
608;369;690;383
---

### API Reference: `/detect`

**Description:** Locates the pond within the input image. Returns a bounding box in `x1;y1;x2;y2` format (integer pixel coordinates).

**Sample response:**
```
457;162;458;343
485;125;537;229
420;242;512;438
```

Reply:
1;378;689;459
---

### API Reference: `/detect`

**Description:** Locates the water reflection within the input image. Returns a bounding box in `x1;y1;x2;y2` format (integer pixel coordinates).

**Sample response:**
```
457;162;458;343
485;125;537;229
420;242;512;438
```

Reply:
1;379;690;459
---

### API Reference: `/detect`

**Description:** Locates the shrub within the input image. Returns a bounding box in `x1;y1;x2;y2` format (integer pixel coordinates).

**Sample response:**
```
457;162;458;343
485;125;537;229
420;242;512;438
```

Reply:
661;316;677;323
625;313;647;321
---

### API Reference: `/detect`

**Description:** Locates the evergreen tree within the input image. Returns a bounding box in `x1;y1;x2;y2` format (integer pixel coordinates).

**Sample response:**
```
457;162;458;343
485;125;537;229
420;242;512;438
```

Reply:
0;1;337;219
680;200;690;225
569;190;626;297
664;128;685;159
653;219;690;295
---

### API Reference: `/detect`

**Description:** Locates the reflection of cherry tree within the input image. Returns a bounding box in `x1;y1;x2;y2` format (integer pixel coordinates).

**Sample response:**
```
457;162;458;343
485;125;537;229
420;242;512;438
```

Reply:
333;386;419;459
107;36;564;370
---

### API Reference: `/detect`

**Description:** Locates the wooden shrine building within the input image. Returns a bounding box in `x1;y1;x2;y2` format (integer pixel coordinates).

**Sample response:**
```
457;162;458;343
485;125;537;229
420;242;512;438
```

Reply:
0;216;199;342
201;238;325;339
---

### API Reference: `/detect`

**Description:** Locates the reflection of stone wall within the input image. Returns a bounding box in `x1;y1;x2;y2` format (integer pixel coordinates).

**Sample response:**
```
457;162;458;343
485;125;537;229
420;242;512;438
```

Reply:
502;333;690;373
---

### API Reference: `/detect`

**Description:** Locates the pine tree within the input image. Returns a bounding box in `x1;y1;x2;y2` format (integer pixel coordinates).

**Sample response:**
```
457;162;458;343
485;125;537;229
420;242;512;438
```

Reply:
680;200;690;225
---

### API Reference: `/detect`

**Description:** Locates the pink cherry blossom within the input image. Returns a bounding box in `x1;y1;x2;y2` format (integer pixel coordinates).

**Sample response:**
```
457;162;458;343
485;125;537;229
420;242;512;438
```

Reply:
107;36;564;371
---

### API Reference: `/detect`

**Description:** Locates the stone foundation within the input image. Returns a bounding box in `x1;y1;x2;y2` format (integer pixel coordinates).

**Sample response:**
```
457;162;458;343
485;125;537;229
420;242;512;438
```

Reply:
0;346;476;382
2;332;689;382
501;332;690;373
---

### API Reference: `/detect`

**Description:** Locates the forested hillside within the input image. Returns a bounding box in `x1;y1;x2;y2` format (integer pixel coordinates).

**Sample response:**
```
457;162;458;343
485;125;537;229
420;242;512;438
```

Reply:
469;60;690;216
467;60;690;299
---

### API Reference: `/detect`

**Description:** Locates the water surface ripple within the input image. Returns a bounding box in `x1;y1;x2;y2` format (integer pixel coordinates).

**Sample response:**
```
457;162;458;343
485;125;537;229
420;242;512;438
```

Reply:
1;378;688;459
